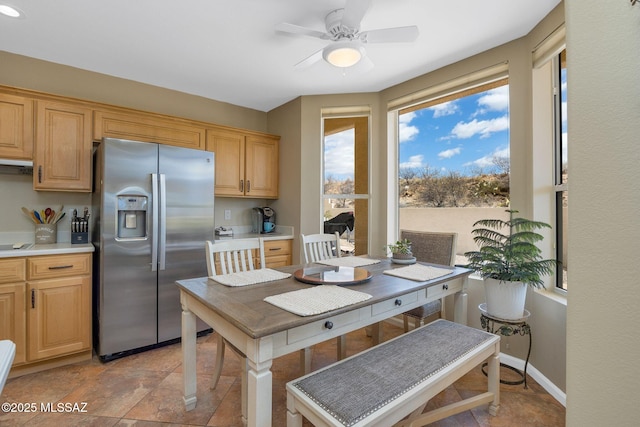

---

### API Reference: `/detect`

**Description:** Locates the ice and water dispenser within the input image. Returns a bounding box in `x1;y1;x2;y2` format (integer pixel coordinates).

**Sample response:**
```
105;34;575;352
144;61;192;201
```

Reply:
116;195;147;239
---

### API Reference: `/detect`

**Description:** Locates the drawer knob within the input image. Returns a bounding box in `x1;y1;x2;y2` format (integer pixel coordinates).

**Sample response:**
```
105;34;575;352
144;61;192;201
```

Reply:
324;321;334;330
443;284;449;290
395;299;402;306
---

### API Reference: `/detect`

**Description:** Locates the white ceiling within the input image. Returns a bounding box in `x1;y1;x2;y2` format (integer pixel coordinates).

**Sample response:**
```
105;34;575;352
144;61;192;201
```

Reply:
0;0;561;112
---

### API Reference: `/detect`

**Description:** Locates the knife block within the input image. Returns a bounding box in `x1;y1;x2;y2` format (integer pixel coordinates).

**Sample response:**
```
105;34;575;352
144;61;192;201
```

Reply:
71;231;88;244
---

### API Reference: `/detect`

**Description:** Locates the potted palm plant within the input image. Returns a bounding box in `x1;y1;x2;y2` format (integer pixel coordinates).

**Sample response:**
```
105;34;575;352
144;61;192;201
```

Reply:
464;209;558;320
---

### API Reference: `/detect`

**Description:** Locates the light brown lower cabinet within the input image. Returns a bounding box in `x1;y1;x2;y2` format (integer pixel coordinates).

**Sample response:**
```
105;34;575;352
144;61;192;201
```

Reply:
0;281;27;365
26;254;92;362
259;239;292;268
0;253;92;374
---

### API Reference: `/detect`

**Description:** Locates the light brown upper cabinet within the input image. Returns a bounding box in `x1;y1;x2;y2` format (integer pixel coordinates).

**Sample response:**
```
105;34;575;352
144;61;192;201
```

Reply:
34;101;93;192
94;110;206;150
207;128;279;198
0;93;34;160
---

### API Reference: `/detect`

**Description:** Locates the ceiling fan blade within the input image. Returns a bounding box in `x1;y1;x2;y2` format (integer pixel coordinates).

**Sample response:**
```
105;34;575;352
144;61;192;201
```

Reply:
294;48;324;69
360;26;419;43
275;22;329;40
341;0;371;29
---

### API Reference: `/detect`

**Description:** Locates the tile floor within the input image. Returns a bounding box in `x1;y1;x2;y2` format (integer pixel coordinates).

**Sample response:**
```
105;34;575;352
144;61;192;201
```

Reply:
1;323;565;426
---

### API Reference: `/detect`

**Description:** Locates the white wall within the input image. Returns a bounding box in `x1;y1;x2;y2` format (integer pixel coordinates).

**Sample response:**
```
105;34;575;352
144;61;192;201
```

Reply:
565;0;640;425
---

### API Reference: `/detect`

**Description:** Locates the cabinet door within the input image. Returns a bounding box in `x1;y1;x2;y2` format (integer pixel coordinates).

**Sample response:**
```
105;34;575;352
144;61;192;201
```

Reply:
34;101;92;191
245;135;279;198
0;93;34;160
94;110;206;150
28;276;91;361
0;283;26;365
207;129;245;196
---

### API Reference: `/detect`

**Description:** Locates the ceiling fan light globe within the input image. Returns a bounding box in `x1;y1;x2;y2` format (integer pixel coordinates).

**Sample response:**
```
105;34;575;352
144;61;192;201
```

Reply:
323;43;364;68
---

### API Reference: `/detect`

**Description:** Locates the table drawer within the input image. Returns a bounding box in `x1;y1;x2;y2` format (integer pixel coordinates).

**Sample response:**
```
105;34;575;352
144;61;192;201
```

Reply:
426;280;462;300
27;254;91;280
288;310;361;345
371;291;418;316
0;258;26;284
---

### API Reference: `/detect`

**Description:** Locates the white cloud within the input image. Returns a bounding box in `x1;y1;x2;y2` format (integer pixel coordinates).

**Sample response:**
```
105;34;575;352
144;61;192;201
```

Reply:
324;129;354;178
430;101;458;118
438;147;462;159
451;115;509;139
399;154;424;169
465;146;510;169
399;111;419;142
477;86;509;112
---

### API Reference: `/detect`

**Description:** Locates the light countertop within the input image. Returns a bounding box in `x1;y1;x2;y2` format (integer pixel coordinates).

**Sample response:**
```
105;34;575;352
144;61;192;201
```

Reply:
0;243;94;259
213;225;293;242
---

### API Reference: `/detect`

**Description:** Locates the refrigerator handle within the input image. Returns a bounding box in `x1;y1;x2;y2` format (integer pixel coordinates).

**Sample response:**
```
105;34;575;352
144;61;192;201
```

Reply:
151;173;159;272
159;173;167;271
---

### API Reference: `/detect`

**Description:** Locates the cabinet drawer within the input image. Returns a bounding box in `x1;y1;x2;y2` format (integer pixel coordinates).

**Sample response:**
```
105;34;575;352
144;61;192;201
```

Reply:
0;258;26;284
288;310;361;345
263;239;292;256
371;291;418;316
425;280;462;300
262;255;292;269
27;254;91;280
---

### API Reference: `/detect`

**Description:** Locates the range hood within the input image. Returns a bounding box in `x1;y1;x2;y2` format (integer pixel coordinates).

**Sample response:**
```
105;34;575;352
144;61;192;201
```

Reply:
0;158;33;175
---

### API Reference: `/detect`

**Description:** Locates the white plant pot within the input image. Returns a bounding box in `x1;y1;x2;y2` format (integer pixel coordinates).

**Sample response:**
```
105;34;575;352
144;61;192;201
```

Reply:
483;278;528;320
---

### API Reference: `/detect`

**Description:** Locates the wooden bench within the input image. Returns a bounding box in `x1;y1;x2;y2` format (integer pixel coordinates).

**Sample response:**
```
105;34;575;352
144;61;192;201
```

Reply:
286;319;500;427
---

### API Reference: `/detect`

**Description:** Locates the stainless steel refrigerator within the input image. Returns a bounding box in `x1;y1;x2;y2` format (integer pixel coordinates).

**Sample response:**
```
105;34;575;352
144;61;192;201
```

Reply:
92;138;214;361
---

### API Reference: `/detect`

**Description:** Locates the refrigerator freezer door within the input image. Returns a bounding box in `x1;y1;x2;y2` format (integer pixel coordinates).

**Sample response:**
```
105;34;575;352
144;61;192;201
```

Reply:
98;138;159;356
157;145;215;342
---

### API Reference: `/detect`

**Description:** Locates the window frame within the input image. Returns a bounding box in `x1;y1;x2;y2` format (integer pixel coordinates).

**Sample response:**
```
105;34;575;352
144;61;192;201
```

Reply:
553;50;568;292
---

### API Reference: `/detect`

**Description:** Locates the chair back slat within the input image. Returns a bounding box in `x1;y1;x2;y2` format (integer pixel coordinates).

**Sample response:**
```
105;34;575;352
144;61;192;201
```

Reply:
205;238;265;276
301;232;341;263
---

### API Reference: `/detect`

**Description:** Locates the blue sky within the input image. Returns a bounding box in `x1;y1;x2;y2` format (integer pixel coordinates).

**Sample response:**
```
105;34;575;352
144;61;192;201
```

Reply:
324;74;567;183
399;85;510;176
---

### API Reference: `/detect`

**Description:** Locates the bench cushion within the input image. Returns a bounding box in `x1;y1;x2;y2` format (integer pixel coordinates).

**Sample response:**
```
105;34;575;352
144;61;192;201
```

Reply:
289;320;495;427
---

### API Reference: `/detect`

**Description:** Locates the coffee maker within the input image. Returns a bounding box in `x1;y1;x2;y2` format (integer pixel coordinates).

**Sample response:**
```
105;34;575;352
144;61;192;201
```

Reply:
252;207;276;234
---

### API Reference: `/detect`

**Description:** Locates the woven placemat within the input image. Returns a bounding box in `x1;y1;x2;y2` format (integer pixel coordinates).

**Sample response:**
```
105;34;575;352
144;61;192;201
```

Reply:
210;268;291;287
264;285;372;316
383;263;453;282
316;257;381;268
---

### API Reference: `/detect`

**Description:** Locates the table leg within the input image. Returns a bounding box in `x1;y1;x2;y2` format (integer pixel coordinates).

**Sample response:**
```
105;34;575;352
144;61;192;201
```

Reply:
181;303;197;411
453;289;468;325
246;357;273;427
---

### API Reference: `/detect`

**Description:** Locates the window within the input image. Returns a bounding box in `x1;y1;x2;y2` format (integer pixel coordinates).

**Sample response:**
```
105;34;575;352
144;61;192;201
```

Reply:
554;50;568;291
323;116;369;256
396;79;510;262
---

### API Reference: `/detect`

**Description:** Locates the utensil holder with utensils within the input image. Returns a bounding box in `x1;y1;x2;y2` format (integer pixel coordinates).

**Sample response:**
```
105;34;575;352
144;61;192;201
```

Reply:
35;223;57;244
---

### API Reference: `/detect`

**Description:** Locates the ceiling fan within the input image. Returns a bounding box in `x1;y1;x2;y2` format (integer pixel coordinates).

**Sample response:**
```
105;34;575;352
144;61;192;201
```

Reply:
275;0;419;70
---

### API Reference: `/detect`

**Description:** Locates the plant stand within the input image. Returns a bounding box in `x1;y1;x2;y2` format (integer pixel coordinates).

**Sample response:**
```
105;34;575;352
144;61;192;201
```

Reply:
479;304;531;389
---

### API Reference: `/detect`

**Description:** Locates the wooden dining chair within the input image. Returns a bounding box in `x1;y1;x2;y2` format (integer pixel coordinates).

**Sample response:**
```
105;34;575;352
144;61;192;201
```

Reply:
301;232;341;263
206;238;312;385
205;238;264;389
399;230;458;331
300;232;348;366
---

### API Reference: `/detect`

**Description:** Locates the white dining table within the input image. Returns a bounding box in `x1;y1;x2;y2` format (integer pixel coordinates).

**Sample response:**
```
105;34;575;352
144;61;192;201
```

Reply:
176;258;472;427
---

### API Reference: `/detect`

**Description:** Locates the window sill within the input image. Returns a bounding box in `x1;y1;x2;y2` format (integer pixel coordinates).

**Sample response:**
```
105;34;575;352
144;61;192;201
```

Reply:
469;273;567;307
534;287;567;306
